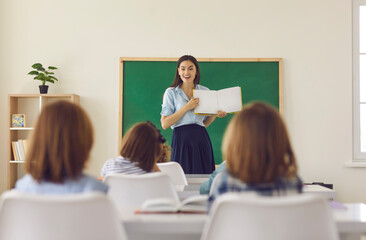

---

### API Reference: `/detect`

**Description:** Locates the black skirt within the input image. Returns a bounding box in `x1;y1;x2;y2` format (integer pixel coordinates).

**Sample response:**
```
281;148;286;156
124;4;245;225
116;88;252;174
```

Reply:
171;124;215;174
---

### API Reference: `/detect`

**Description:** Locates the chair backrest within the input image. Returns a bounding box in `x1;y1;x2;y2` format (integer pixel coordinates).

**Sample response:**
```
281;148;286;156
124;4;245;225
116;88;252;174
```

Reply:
0;191;127;240
201;193;339;240
209;172;223;195
104;172;179;213
157;162;188;187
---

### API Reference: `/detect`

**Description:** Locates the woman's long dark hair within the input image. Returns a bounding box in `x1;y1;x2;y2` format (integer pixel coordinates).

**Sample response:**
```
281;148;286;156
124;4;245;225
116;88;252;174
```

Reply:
170;55;201;88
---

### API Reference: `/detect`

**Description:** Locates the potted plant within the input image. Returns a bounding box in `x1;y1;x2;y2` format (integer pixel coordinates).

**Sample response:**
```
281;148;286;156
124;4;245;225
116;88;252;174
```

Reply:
28;63;58;94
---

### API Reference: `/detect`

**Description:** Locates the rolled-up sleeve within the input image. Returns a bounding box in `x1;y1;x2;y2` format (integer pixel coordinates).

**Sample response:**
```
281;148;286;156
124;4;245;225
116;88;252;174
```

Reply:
161;88;175;116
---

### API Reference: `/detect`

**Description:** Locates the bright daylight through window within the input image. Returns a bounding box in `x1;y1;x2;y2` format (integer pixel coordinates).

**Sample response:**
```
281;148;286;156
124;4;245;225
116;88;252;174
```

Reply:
354;1;366;159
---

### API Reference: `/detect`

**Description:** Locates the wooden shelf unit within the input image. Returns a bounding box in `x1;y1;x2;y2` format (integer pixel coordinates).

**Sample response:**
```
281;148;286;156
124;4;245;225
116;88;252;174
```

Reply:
7;94;79;189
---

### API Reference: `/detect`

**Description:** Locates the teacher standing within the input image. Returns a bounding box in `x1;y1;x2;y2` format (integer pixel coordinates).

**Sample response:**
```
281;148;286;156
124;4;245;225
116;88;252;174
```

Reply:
160;55;226;174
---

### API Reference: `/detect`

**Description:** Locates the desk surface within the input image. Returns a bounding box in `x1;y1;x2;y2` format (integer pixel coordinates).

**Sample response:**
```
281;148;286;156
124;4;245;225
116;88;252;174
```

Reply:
178;183;336;201
121;203;366;240
303;184;336;199
124;178;337;239
333;203;366;232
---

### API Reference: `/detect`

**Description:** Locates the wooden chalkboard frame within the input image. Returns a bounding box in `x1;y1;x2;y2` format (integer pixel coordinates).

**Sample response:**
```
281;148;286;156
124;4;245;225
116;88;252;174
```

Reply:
119;57;283;156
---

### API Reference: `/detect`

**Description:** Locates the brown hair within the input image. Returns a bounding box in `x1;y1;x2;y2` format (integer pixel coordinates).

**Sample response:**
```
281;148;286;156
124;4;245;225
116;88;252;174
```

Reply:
170;55;201;88
25;101;94;183
120;122;164;171
222;102;297;184
157;144;171;163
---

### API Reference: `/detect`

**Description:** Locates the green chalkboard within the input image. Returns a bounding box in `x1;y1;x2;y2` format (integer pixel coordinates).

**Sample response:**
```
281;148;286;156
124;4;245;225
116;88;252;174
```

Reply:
119;58;282;165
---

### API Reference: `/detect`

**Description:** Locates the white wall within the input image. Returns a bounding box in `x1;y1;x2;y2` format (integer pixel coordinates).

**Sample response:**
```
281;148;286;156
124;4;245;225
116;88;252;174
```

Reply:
0;0;360;202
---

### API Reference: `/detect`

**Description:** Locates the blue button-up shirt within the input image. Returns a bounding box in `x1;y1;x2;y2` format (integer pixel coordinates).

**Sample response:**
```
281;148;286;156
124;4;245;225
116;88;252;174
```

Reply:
15;174;108;195
161;84;208;129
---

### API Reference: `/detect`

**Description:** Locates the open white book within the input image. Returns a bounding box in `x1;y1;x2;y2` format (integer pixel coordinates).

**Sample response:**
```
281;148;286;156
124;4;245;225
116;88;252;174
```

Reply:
137;195;208;213
193;86;242;115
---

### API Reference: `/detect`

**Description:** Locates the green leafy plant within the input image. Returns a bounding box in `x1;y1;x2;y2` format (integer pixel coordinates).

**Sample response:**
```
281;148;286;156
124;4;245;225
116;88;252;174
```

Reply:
28;63;58;85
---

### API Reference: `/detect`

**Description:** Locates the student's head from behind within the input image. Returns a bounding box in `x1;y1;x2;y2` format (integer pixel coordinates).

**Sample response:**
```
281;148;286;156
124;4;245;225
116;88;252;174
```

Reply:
120;121;166;172
171;55;201;87
157;143;171;163
222;102;297;184
26;101;94;183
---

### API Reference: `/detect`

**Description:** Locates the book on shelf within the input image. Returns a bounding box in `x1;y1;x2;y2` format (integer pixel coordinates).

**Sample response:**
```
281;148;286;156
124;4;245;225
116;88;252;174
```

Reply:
22;139;30;158
18;139;25;161
193;86;242;115
11;139;30;161
15;141;21;161
11;141;18;161
136;195;208;214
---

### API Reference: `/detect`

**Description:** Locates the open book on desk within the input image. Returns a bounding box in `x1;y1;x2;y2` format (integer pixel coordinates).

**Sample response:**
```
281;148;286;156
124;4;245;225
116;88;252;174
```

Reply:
136;195;208;214
193;86;242;115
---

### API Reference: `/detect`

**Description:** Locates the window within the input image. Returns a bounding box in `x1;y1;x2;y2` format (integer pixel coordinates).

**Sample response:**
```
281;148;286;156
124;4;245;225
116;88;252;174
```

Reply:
353;0;366;159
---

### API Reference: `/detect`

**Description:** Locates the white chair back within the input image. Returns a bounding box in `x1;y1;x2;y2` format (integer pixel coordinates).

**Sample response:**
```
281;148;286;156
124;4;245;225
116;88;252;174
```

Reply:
104;172;179;213
201;193;339;240
0;191;127;240
209;172;223;195
157;162;188;186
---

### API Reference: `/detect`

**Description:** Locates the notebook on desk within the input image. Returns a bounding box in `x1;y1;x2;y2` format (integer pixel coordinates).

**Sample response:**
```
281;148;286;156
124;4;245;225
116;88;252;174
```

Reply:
183;185;201;191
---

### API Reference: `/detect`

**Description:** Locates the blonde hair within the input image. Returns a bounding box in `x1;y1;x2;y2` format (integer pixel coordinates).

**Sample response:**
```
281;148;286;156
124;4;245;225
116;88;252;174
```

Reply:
120;122;164;171
26;101;93;183
222;102;297;184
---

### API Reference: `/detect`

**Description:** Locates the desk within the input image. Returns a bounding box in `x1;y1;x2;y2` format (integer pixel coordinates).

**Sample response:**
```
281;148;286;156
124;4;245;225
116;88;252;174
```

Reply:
333;203;366;240
121;203;366;240
178;183;337;201
304;184;336;200
121;211;205;240
185;175;210;184
178;184;201;200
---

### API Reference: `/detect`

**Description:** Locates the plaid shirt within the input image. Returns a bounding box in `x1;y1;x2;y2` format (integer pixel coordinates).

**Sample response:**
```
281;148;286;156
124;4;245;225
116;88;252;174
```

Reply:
208;169;303;211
